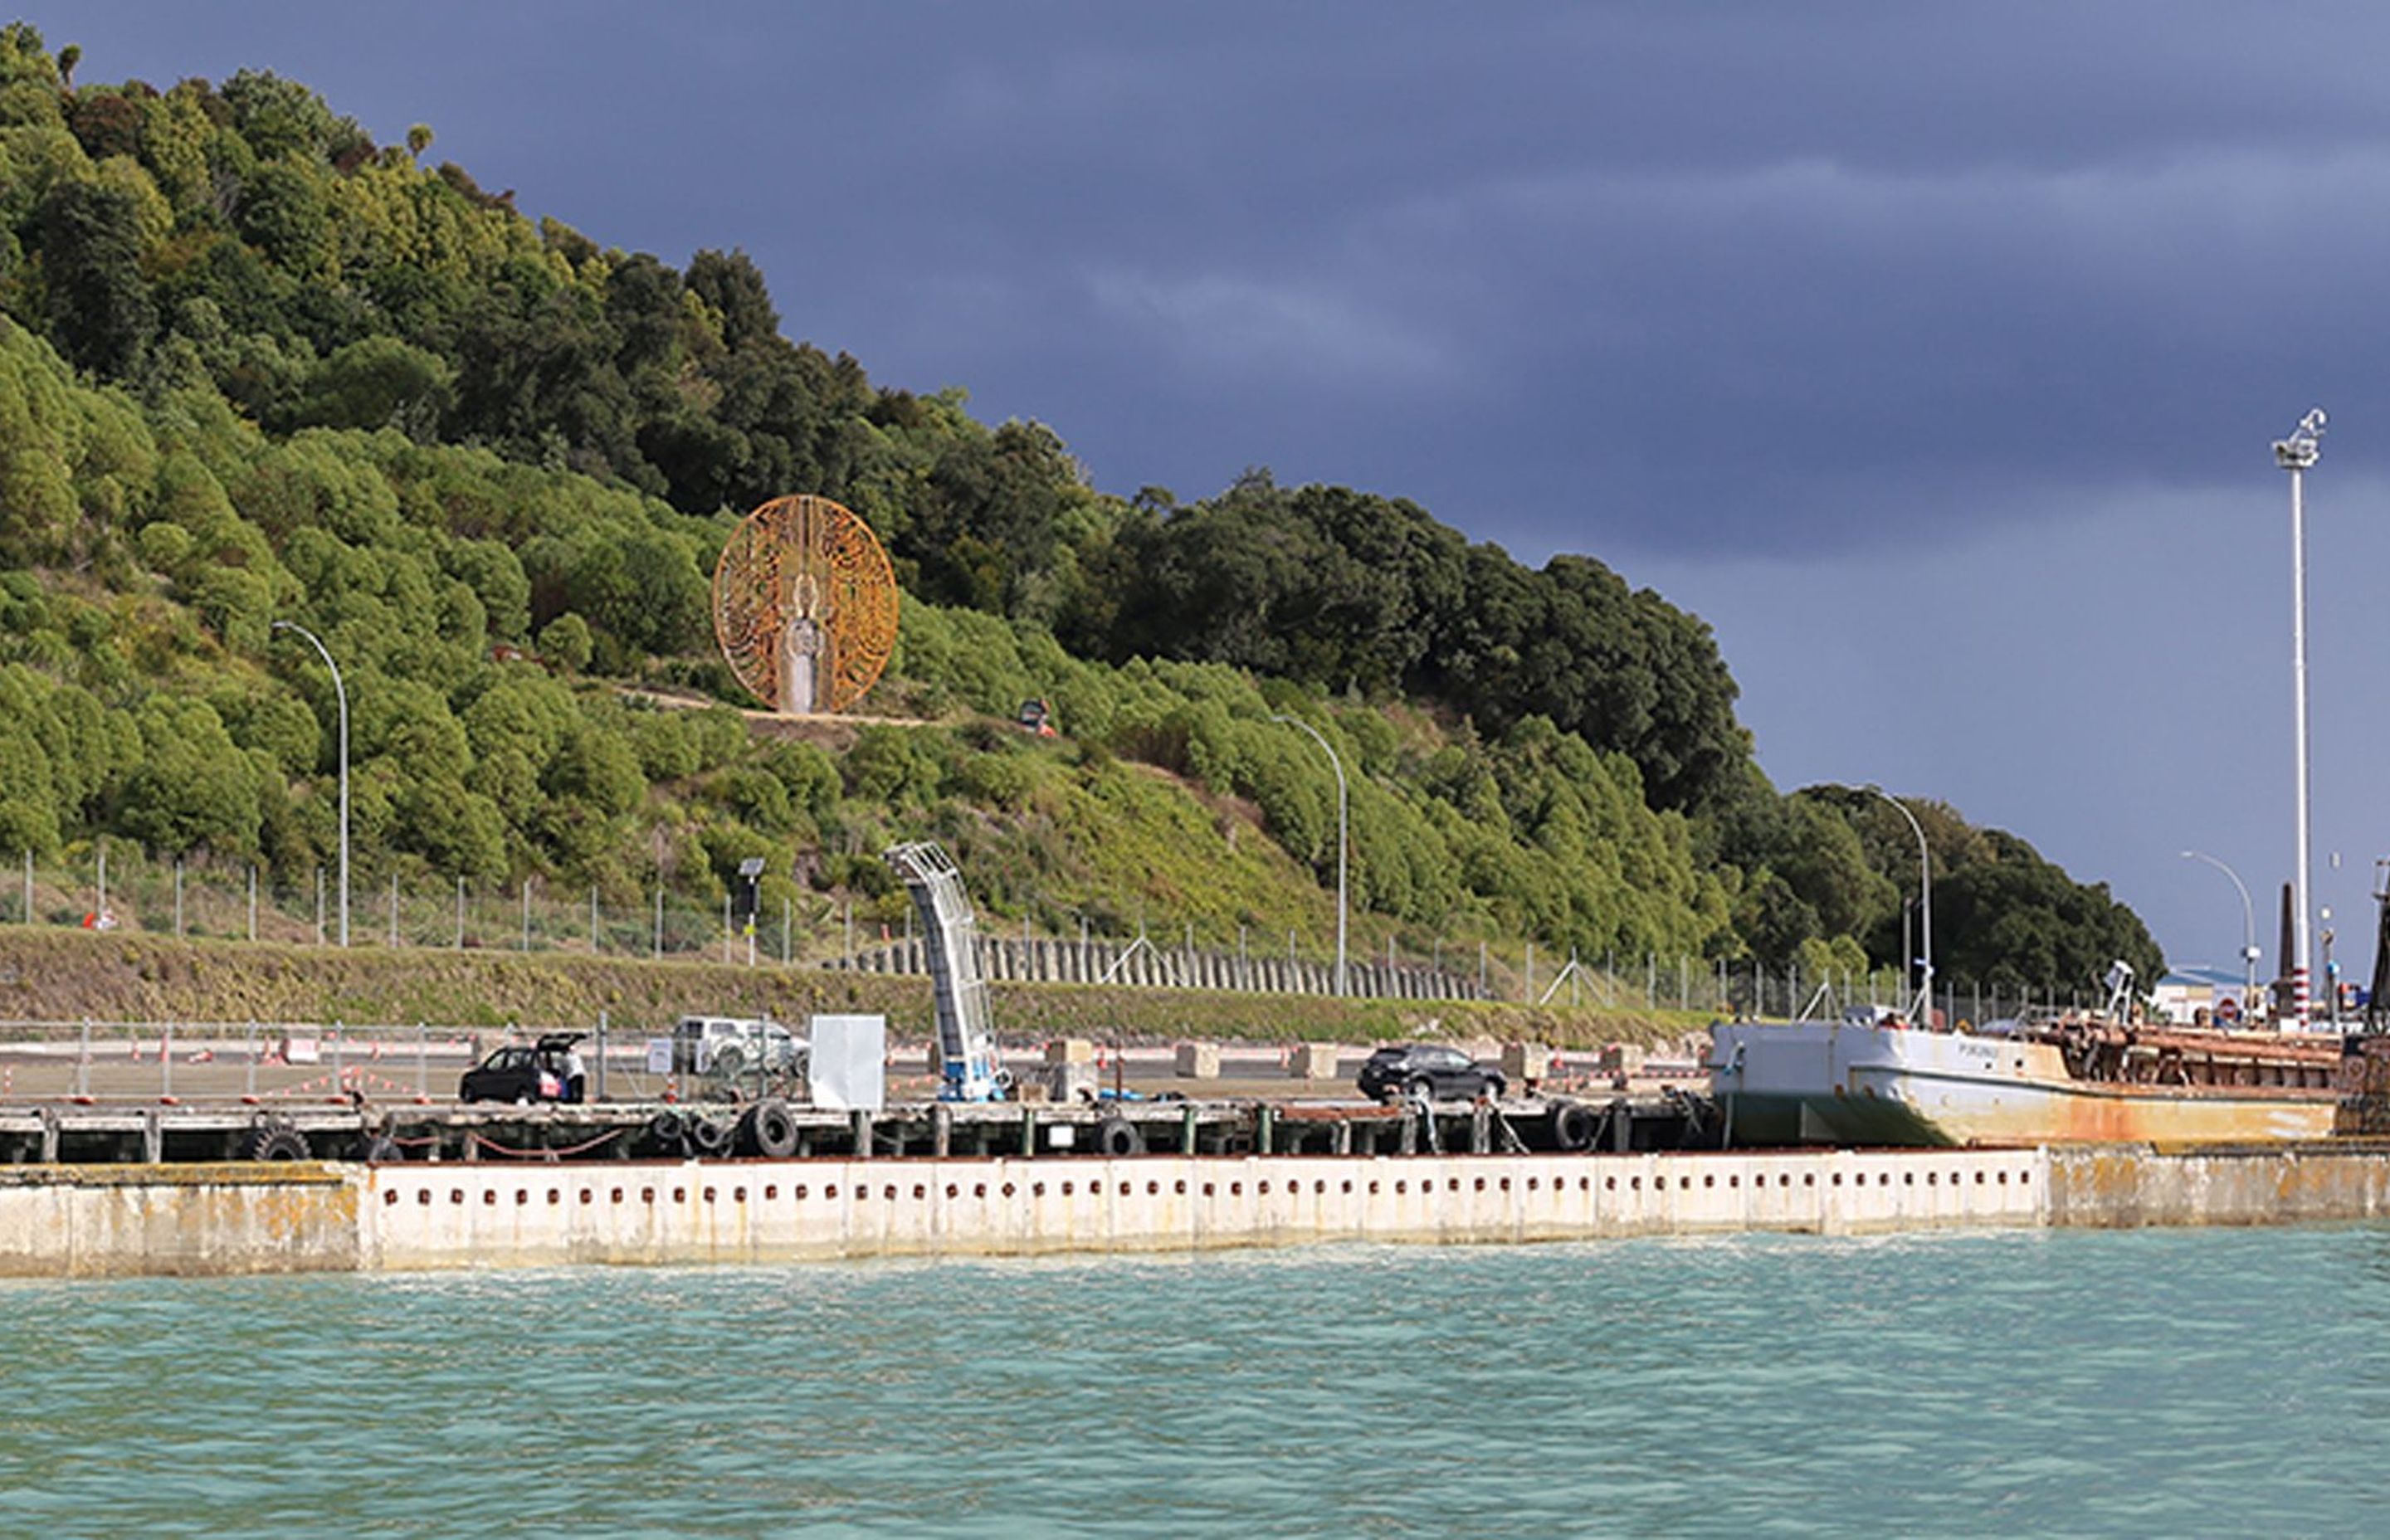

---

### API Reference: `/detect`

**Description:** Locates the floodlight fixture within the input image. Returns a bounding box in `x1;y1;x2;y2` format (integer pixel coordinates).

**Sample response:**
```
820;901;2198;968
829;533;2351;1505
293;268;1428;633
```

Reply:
2272;407;2326;470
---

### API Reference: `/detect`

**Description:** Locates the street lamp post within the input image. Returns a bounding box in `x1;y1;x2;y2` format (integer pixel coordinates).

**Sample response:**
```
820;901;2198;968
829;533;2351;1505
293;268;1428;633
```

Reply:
1271;714;1347;997
2180;850;2260;1016
2274;407;2326;1028
273;620;348;947
1867;786;1932;1022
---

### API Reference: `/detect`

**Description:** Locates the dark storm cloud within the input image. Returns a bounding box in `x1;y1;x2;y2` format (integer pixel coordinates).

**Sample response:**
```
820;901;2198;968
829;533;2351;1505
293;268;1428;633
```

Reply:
41;2;2390;557
30;0;2390;964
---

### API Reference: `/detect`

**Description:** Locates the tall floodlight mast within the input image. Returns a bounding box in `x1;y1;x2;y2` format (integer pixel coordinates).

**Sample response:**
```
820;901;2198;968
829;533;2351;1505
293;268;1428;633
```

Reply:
2273;407;2326;1029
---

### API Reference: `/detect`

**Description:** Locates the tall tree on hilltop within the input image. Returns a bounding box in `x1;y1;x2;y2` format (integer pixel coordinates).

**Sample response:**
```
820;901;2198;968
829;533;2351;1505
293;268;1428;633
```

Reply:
36;180;156;376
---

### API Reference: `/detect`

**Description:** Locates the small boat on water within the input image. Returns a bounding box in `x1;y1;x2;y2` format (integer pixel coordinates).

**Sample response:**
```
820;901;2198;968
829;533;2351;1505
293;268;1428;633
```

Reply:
1708;1002;2342;1147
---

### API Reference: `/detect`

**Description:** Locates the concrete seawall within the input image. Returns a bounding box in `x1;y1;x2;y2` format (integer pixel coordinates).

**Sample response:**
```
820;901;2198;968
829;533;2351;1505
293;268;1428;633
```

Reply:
9;1144;2390;1278
0;1162;362;1277
359;1148;2042;1270
2043;1143;2390;1228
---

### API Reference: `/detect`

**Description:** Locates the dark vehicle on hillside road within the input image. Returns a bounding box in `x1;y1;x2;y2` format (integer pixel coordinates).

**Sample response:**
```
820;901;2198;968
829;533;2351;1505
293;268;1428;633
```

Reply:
460;1031;587;1104
1357;1044;1505;1104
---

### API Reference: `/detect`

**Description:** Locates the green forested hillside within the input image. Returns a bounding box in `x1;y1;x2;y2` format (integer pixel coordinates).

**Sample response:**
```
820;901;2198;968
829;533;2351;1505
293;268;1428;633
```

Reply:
0;27;2162;992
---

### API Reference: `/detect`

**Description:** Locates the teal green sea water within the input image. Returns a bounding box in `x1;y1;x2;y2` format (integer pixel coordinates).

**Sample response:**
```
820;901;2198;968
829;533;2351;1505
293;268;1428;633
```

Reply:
5;1226;2389;1538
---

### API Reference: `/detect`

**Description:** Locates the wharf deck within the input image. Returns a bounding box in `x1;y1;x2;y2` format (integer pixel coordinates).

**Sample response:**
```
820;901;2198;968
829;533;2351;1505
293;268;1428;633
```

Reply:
0;1090;1710;1166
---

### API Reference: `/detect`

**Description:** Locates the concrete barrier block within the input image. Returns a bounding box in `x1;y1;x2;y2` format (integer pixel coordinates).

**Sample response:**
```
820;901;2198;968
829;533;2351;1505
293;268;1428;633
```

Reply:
1045;1038;1095;1065
1042;1062;1094;1103
1286;1043;1340;1079
1500;1042;1552;1083
1175;1042;1222;1079
1597;1042;1647;1076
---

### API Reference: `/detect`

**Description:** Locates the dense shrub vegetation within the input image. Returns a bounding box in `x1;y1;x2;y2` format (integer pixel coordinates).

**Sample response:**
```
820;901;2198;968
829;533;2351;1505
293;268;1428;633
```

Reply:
0;27;2161;989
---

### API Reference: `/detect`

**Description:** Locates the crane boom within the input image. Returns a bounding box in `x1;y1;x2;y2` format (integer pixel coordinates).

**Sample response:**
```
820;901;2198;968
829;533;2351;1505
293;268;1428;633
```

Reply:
881;841;1011;1101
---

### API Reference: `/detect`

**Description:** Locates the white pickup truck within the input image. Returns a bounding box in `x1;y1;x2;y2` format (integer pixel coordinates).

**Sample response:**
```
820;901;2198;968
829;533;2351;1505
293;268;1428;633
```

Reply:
658;1015;808;1079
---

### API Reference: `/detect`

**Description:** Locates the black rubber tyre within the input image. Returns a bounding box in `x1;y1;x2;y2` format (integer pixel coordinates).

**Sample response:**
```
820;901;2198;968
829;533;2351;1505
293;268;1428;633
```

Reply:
744;1099;799;1159
687;1115;729;1157
648;1109;685;1150
239;1125;310;1162
1097;1117;1144;1157
1550;1099;1597;1153
710;1045;746;1079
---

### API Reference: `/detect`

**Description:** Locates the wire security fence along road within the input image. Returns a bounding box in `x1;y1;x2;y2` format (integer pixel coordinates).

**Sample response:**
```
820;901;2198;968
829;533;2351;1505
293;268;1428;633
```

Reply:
2;848;2110;1016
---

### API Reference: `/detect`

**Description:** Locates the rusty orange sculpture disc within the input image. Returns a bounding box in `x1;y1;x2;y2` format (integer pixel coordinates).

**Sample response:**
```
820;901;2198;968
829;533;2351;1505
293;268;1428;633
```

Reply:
710;495;899;714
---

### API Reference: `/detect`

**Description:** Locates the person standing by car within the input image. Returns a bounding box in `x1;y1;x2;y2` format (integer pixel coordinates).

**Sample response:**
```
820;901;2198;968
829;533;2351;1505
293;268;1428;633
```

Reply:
561;1042;588;1104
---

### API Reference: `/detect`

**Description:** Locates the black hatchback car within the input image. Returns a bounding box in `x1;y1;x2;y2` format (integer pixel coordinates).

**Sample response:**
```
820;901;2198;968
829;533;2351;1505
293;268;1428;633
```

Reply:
1356;1044;1505;1103
459;1032;587;1104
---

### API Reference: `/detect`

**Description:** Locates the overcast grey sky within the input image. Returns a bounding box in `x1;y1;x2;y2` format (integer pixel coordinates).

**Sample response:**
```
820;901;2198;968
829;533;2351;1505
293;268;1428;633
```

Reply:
34;2;2390;981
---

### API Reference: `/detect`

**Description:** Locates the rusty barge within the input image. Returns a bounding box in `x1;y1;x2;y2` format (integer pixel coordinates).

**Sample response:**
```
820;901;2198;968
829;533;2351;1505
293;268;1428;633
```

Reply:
1708;1006;2343;1147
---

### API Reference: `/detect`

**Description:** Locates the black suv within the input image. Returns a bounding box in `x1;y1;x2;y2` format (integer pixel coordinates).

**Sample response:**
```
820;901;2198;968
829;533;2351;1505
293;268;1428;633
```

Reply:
459;1032;588;1104
1356;1044;1505;1103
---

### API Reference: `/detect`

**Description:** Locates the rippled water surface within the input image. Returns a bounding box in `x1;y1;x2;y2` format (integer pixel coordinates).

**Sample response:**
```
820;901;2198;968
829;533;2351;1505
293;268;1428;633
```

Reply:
7;1227;2390;1537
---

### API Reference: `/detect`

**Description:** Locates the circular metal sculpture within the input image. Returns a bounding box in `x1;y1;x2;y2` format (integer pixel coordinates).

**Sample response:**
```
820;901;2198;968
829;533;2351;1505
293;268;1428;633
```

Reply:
710;495;898;714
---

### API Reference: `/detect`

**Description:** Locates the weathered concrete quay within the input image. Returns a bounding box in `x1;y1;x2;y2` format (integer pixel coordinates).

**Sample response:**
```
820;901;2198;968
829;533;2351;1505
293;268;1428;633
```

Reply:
0;1090;1708;1167
9;1141;2390;1277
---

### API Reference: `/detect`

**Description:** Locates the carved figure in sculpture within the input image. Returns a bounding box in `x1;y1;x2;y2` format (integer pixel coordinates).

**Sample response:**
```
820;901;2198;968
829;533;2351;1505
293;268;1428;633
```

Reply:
710;495;896;715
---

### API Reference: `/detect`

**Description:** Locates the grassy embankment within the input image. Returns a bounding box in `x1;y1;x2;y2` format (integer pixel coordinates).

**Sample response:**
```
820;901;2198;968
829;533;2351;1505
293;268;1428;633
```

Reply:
0;929;1701;1051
